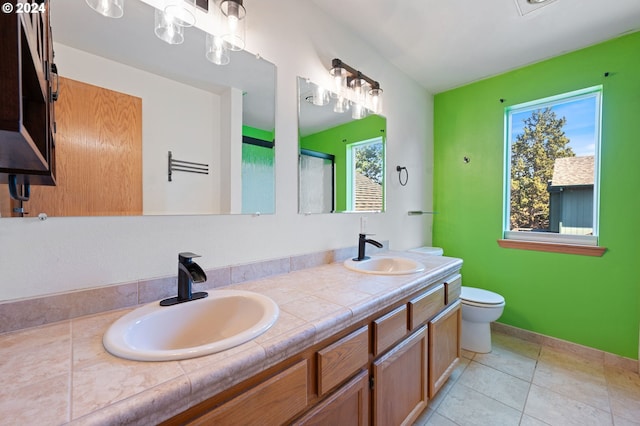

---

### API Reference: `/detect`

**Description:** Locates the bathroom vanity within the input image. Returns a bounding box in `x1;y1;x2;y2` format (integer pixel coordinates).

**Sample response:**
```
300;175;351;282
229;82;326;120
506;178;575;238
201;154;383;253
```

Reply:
163;258;462;425
0;251;462;425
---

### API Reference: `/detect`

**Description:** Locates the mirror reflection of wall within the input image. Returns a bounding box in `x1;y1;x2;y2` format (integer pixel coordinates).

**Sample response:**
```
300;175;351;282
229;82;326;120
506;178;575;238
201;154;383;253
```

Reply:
298;78;386;214
0;0;276;218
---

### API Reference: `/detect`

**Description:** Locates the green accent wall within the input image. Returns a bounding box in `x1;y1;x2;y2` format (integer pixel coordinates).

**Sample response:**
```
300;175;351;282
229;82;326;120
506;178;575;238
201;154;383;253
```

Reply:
433;31;640;359
243;125;274;143
300;114;386;211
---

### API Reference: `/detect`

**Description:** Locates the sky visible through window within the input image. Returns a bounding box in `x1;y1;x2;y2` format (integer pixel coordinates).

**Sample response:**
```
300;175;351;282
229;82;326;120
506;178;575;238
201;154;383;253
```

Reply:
510;96;597;156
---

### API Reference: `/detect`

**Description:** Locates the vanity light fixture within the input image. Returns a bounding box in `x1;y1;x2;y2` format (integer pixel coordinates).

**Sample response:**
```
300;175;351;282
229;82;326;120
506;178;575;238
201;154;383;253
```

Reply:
220;0;246;51
85;0;124;18
330;58;383;115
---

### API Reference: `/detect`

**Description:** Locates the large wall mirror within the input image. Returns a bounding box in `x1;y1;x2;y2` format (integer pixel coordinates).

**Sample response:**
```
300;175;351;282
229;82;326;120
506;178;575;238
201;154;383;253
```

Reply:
298;77;386;214
0;0;275;218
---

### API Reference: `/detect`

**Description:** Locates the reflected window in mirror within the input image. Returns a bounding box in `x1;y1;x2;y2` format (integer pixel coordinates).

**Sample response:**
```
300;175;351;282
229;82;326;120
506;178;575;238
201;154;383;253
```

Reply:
347;137;384;211
298;77;385;214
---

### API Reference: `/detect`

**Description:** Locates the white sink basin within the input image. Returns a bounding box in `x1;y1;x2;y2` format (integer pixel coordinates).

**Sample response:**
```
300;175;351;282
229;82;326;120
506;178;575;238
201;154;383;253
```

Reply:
344;256;426;275
103;289;279;361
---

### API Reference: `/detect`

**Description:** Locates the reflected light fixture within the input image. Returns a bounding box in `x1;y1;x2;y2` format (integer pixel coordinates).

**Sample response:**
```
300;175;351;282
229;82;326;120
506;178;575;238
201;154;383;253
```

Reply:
163;0;196;27
330;58;383;116
154;8;184;45
206;33;230;65
311;84;330;106
220;0;246;51
85;0;124;18
333;96;349;113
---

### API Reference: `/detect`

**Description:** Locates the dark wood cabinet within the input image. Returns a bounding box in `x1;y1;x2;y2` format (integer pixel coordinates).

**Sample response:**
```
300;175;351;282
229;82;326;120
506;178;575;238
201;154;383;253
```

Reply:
0;0;57;187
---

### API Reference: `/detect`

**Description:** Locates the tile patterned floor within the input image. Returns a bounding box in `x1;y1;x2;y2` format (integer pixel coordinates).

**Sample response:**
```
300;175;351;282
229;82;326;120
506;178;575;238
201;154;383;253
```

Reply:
414;331;640;426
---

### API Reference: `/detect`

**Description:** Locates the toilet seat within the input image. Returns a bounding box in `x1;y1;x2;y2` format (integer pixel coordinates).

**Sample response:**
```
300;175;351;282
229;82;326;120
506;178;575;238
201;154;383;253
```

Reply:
460;286;505;307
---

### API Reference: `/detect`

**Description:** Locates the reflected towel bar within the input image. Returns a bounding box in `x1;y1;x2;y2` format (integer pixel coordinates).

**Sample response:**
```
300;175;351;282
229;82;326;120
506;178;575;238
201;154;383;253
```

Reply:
168;151;209;182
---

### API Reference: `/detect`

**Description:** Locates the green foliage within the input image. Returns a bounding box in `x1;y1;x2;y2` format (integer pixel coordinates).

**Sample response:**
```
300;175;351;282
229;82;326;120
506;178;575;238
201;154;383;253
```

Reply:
355;142;383;184
510;108;574;230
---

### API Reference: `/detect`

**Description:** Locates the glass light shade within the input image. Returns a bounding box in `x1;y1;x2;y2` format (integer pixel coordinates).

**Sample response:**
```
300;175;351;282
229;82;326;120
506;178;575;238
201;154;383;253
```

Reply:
85;0;124;18
164;0;196;27
349;78;366;104
333;96;349;113
206;33;230;65
155;9;184;45
368;87;383;114
220;0;246;51
351;102;368;120
311;85;329;106
329;66;347;97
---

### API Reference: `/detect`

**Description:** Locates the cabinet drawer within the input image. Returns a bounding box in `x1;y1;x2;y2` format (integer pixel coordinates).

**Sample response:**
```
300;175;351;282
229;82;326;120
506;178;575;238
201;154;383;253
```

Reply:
445;274;462;305
190;360;308;425
408;284;445;330
318;326;369;396
373;305;408;356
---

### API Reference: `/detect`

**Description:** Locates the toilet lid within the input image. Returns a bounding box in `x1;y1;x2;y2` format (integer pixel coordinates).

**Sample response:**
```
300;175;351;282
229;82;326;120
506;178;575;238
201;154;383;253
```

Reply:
408;247;444;256
460;286;505;305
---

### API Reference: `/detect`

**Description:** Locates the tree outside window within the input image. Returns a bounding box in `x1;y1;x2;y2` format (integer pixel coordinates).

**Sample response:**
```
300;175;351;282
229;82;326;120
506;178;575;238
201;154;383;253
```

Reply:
349;138;384;211
505;87;601;245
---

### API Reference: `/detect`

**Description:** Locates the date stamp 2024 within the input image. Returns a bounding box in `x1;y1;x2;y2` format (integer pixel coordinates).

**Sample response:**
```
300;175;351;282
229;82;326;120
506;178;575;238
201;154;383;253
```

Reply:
2;2;46;14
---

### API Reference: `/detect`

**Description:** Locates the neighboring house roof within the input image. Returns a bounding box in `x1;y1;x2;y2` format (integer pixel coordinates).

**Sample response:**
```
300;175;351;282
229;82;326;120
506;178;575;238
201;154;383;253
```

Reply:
550;156;594;187
355;172;383;211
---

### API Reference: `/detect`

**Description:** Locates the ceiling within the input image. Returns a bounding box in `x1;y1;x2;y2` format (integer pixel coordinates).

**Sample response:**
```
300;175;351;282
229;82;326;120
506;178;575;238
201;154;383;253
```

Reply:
309;0;640;94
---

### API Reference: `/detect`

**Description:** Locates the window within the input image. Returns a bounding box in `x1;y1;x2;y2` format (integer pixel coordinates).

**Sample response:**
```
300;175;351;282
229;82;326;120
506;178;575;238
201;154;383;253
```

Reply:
347;137;384;211
503;86;602;247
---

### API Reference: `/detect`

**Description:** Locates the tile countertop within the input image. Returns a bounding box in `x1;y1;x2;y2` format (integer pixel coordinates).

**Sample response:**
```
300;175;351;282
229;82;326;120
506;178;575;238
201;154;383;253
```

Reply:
0;252;462;426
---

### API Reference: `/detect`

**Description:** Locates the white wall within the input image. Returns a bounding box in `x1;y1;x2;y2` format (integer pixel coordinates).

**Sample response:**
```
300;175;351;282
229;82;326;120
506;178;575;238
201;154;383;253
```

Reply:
0;0;433;301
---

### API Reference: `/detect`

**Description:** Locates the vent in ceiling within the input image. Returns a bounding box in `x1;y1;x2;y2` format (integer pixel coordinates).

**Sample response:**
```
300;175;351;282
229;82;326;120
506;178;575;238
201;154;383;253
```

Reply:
514;0;558;16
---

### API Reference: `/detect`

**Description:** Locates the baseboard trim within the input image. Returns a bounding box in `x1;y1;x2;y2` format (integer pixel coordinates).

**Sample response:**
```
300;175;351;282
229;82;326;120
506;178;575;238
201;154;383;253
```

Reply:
492;322;638;374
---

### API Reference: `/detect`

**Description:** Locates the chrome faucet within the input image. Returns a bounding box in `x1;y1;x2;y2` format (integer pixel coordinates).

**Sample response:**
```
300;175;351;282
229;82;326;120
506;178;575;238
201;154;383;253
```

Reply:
160;252;208;306
354;233;383;261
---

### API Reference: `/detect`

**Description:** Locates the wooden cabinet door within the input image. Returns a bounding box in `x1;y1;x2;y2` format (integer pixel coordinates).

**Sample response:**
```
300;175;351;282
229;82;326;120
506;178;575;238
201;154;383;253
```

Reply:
11;77;143;217
372;325;428;426
428;300;461;398
293;370;369;426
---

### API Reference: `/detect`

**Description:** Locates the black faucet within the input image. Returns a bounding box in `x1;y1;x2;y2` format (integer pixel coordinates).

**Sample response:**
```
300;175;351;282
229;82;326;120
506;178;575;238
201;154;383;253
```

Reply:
160;252;208;306
354;233;383;261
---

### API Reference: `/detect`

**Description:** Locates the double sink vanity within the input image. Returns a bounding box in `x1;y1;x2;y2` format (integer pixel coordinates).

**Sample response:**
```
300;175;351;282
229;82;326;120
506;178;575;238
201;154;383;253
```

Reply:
1;251;462;425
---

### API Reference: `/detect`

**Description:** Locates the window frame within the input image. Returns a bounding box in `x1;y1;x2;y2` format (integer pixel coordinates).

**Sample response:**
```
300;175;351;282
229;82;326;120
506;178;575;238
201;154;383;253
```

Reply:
501;86;604;254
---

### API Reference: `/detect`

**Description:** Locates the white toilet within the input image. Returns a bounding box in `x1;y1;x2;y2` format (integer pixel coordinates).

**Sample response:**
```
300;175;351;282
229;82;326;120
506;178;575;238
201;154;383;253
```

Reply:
409;246;506;353
460;286;505;353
